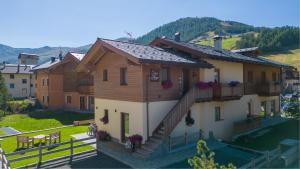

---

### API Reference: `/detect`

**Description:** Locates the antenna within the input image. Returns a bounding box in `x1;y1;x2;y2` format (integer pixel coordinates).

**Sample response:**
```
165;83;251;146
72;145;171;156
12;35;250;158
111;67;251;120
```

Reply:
124;31;133;39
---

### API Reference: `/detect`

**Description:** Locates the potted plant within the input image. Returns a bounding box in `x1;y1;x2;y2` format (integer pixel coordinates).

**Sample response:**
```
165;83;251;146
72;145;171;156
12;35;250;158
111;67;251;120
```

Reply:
96;130;111;141
161;80;173;89
128;134;143;151
228;81;240;87
100;114;108;124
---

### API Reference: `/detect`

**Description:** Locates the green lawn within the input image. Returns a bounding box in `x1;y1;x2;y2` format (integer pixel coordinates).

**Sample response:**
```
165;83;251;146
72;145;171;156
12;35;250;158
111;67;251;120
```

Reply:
264;48;300;70
0;111;94;132
197;36;241;50
232;119;300;151
0;128;5;136
1;126;94;168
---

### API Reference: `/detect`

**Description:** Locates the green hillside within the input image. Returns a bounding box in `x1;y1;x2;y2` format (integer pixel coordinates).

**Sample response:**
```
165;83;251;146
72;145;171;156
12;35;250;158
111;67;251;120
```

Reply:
136;17;255;44
196;36;241;50
264;48;300;70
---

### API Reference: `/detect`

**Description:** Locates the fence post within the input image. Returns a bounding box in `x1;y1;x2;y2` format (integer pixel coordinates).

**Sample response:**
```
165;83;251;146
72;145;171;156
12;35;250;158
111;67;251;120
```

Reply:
37;143;42;168
70;138;74;164
168;136;171;152
266;151;270;167
1;149;5;169
184;132;187;145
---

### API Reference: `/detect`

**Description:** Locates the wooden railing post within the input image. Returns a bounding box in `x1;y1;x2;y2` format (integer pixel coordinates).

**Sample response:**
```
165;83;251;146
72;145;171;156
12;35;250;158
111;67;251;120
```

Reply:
37;143;42;168
70;138;74;164
168;136;171;152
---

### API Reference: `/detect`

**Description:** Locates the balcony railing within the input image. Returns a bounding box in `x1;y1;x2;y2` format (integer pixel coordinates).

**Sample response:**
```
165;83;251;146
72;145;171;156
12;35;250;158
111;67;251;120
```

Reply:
257;82;281;96
233;115;262;135
77;85;94;94
213;83;244;100
244;83;256;95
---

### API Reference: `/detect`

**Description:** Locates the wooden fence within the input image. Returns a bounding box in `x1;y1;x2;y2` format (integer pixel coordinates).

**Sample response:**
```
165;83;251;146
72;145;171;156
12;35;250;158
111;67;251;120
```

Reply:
0;137;97;169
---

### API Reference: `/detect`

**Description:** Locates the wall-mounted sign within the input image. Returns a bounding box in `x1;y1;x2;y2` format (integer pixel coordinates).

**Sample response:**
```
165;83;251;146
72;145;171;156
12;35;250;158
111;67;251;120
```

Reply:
150;69;160;81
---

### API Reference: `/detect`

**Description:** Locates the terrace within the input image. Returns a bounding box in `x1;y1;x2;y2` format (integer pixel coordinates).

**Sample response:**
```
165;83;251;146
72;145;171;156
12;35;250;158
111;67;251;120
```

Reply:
213;83;244;101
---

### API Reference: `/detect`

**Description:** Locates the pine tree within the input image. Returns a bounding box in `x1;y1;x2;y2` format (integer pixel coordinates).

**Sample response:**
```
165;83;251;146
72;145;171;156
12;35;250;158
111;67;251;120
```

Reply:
0;72;9;110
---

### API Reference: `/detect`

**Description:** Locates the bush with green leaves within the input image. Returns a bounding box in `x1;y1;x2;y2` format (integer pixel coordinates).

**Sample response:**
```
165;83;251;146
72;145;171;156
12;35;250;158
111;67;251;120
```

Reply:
188;140;236;169
0;72;9;111
7;99;34;113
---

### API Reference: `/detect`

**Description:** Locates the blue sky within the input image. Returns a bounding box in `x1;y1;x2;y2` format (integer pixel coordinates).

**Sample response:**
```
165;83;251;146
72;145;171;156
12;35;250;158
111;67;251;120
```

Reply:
0;0;299;48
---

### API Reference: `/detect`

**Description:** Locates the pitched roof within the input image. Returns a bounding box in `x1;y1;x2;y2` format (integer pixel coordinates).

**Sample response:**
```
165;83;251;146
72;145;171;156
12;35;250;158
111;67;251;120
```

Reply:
100;39;212;67
18;53;39;59
32;58;61;71
0;64;34;74
231;47;259;53
152;38;289;68
69;52;85;61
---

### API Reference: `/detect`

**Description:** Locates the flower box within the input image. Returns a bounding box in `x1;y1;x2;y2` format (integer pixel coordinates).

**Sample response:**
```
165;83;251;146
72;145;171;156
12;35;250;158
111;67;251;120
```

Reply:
161;80;173;89
128;134;143;151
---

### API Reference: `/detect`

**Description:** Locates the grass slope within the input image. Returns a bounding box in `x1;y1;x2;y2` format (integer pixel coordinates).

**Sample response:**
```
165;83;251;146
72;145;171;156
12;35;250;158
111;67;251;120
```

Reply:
197;36;241;50
264;48;300;70
0;111;94;132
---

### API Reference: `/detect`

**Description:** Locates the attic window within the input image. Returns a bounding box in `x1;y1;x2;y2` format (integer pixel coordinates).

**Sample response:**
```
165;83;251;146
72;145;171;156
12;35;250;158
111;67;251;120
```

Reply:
120;68;128;85
103;69;108;81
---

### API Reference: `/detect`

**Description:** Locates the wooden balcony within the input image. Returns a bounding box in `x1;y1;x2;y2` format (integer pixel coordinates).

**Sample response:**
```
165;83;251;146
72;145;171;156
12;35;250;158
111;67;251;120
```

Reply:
257;82;281;96
233;115;262;135
77;85;94;95
244;83;256;95
213;83;244;101
194;87;213;102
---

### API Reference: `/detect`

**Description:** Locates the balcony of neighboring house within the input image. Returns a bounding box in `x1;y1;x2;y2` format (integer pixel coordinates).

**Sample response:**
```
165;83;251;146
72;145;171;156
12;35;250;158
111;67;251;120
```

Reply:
233;115;262;135
77;79;94;95
257;82;281;96
212;82;244;101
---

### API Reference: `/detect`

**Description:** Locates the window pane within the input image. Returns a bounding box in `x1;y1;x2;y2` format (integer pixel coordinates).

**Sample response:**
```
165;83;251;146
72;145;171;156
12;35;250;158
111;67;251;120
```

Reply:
125;114;129;135
120;68;128;85
215;107;221;121
161;68;170;81
103;69;108;81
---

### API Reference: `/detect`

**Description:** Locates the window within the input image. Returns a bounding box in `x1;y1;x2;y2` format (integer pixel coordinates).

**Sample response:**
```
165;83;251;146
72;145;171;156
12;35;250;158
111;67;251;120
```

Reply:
42;79;45;86
272;72;277;81
104;109;109;121
214;68;220;83
270;100;276;116
124;113;129;136
261;101;267;117
66;96;72;104
161;67;170;81
47;79;49;86
47;96;49;103
247;71;253;83
215;107;222;121
261;71;266;83
103;69;108;81
30;84;33;87
10;74;14;79
120;68;128;85
9;83;15;88
22;79;27;84
30;75;32;79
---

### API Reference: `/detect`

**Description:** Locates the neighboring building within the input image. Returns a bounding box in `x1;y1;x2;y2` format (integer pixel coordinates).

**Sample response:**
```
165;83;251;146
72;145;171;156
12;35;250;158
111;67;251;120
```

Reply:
33;52;94;112
18;53;39;65
282;66;299;94
77;34;288;158
0;64;35;98
231;47;261;57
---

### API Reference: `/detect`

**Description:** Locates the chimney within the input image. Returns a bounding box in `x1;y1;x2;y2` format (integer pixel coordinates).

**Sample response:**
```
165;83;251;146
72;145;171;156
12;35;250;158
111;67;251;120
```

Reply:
213;35;222;50
58;50;63;61
174;32;181;42
50;57;56;63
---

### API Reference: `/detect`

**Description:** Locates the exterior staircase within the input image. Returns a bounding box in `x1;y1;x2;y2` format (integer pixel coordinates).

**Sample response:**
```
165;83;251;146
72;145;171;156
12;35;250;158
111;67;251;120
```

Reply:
133;86;212;159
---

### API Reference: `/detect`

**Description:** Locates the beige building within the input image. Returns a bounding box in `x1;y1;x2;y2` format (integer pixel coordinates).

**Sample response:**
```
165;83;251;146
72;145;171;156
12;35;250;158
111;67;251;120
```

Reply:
0;64;35;98
78;35;287;158
18;53;39;65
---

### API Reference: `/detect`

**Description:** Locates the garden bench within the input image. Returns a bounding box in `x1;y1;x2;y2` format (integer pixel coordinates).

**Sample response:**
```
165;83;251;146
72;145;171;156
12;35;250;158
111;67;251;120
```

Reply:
45;131;61;145
17;136;34;148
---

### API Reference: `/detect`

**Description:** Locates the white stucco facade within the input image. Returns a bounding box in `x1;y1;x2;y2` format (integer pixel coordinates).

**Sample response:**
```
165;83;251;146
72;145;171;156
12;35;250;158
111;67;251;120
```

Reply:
2;73;35;98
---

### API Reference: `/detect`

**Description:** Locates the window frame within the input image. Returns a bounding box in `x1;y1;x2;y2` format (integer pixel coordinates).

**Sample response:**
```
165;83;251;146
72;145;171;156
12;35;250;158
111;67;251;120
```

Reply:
22;79;27;84
66;96;72;104
10;74;14;79
214;106;222;121
161;67;170;82
103;69;108;81
9;83;15;89
120;67;128;85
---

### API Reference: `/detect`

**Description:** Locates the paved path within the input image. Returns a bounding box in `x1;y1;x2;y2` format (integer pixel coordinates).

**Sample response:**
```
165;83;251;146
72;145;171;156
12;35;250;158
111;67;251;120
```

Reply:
1;127;21;135
72;133;96;148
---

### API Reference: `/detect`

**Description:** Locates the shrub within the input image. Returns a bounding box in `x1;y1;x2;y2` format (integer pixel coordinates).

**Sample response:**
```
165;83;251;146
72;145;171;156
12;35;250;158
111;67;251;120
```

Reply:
7;99;34;113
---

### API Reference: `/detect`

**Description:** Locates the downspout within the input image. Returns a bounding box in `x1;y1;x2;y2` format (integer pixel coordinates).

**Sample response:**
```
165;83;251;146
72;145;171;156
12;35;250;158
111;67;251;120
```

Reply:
146;69;150;141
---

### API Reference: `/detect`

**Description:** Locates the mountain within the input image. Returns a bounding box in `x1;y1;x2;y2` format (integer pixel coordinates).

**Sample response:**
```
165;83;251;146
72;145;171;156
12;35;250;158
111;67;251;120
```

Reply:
0;44;91;64
135;17;257;44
